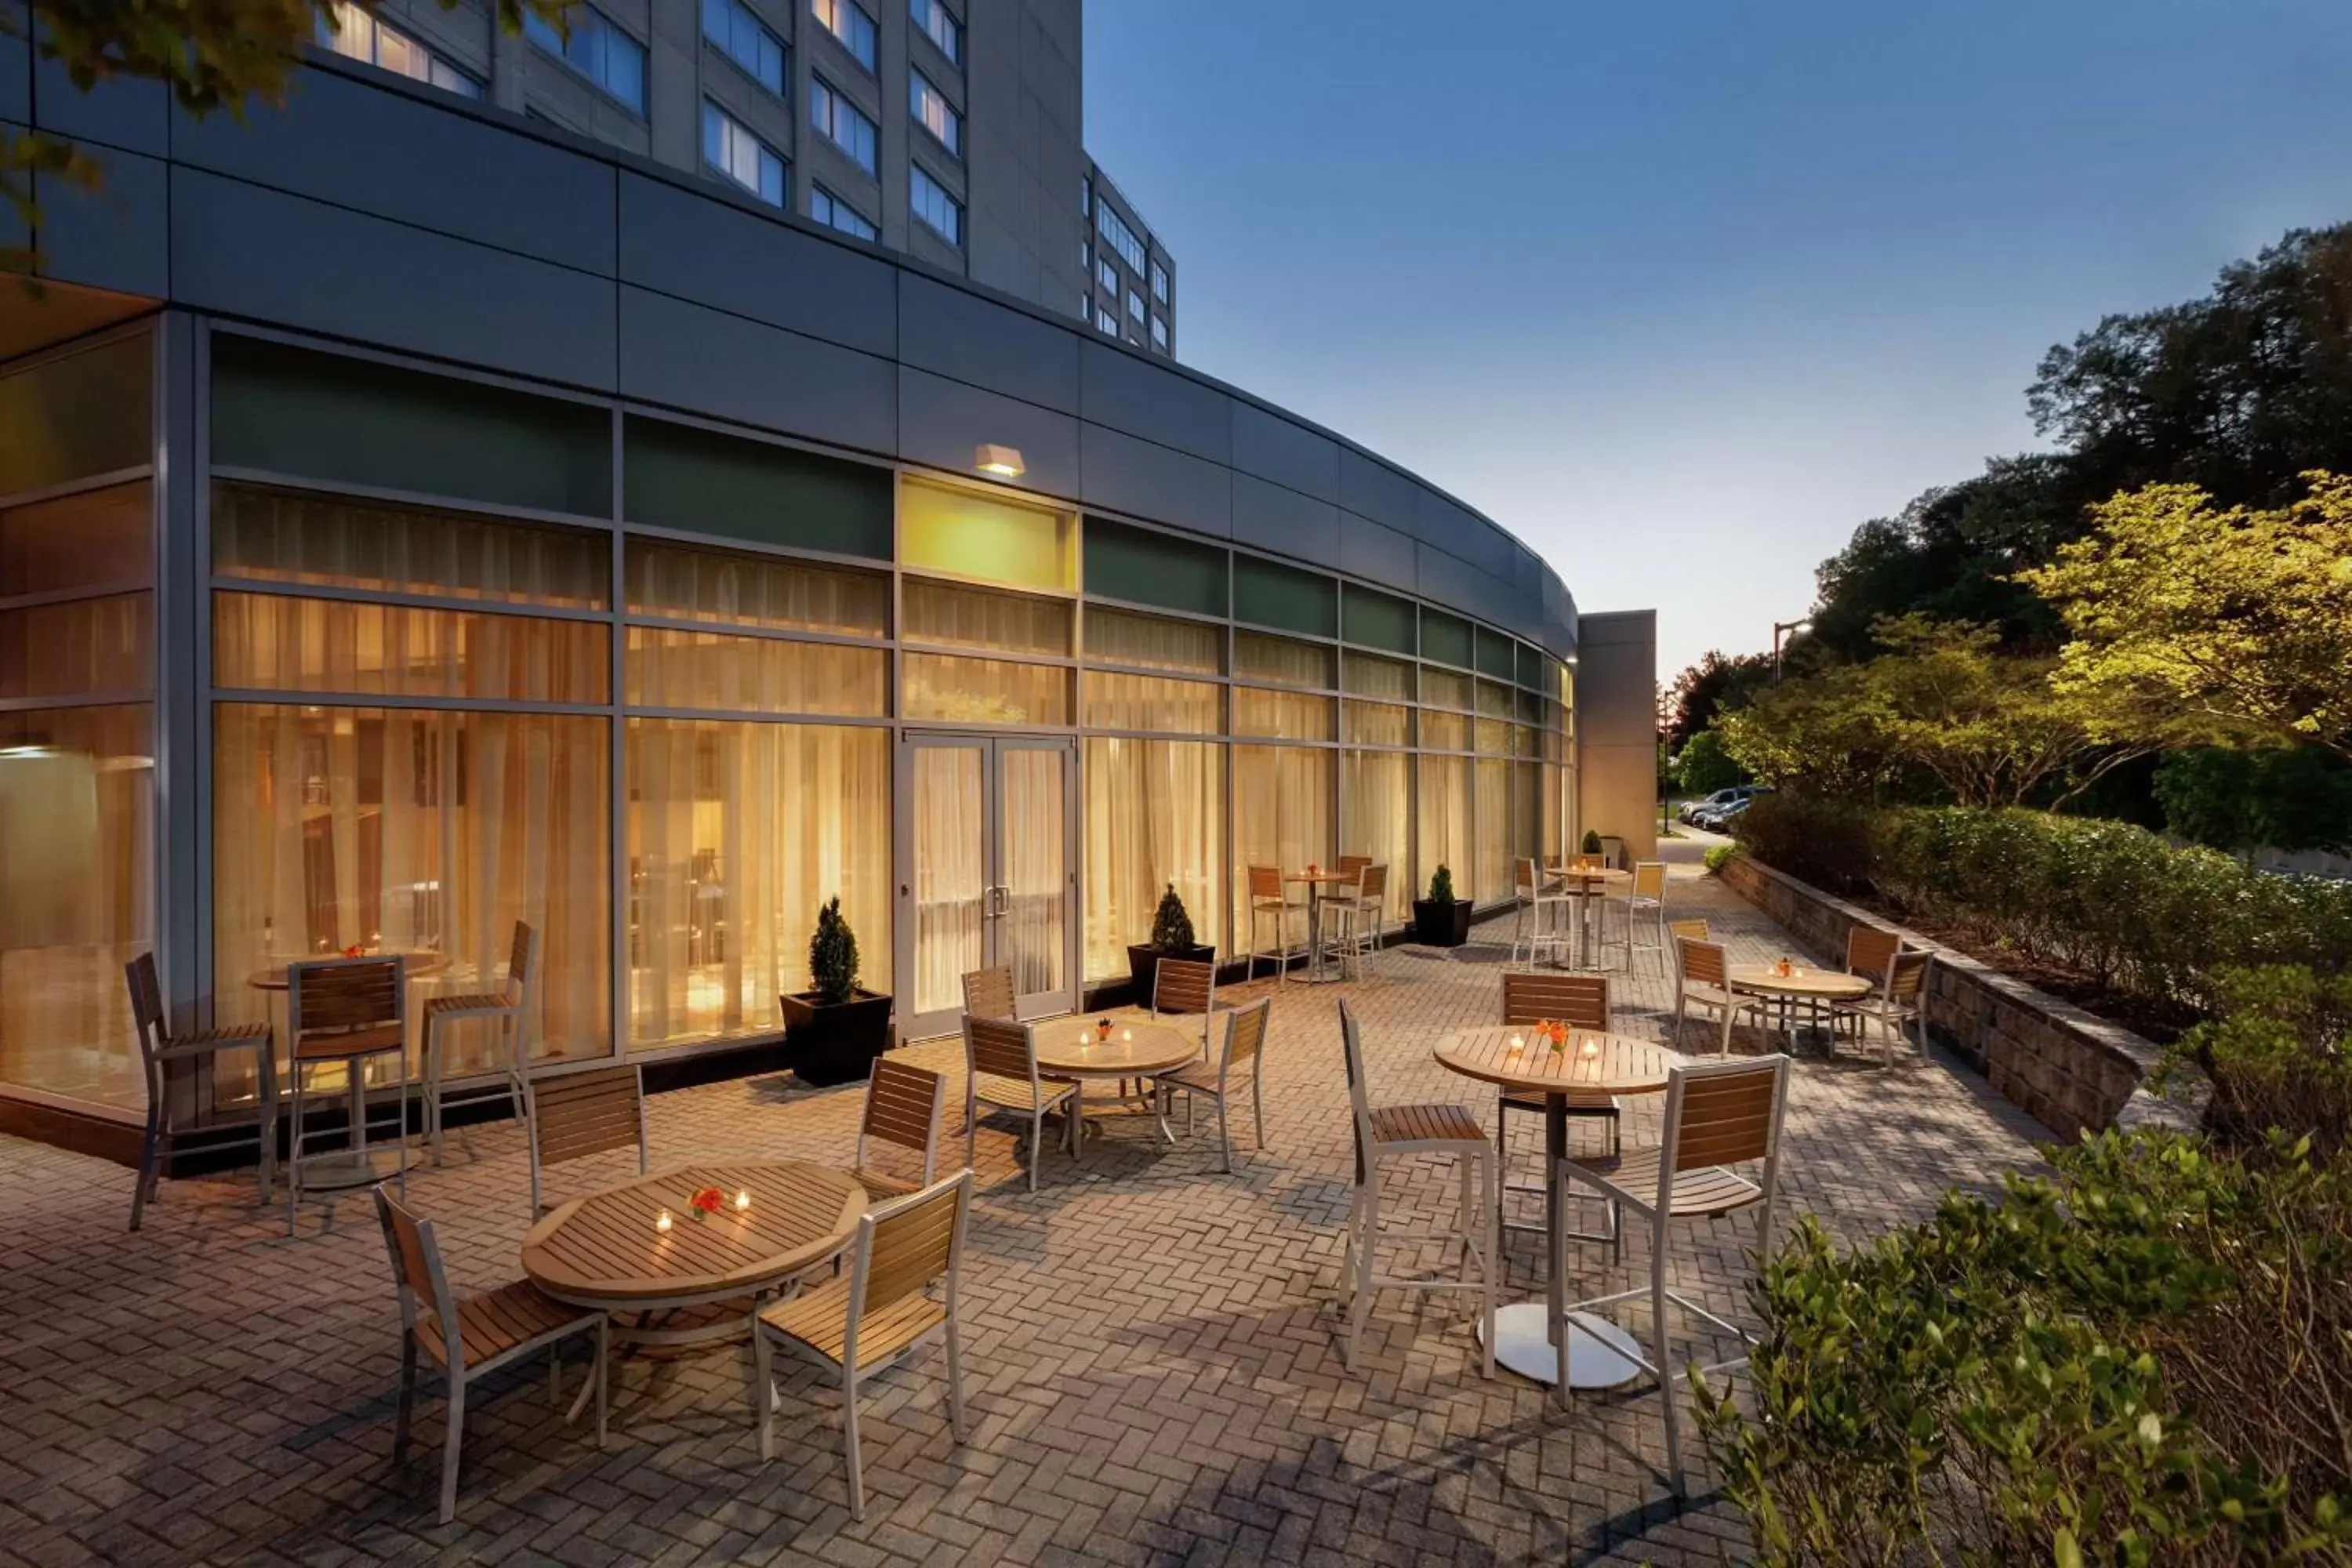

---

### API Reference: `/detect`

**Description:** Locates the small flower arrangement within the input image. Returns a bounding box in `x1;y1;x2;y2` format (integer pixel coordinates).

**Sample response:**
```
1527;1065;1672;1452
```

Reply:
1096;1016;1113;1043
341;944;367;959
688;1185;727;1220
1774;956;1796;978
1537;1018;1570;1052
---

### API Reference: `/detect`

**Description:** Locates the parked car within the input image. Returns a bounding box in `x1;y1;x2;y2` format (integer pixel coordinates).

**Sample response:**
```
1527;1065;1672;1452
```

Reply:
1682;785;1770;827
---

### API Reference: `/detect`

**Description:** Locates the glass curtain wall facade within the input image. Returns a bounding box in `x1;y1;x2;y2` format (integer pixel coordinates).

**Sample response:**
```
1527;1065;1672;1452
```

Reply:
0;326;1575;1129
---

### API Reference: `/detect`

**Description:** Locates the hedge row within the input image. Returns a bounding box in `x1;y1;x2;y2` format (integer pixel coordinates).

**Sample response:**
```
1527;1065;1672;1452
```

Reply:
1731;795;2352;1010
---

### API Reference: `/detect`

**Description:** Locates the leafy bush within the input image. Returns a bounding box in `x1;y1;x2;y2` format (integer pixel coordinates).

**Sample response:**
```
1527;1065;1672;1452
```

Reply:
1703;842;1740;875
1581;828;1604;855
808;895;860;1005
2167;965;2352;1158
1426;863;1457;904
1677;726;1744;796
1730;793;1883;896
2155;746;2352;856
1697;1127;2352;1566
1149;883;1197;953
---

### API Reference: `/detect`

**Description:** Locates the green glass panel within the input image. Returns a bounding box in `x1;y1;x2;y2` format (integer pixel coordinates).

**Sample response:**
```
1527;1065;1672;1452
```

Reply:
625;416;891;560
1083;516;1225;616
1232;554;1335;638
1519;641;1548;689
0;333;151;498
1341;583;1414;654
1476;626;1516;678
1420;607;1472;669
212;336;611;516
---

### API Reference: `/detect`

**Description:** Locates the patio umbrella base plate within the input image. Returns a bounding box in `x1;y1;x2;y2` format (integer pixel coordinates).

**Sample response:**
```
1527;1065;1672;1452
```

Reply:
1483;1302;1645;1389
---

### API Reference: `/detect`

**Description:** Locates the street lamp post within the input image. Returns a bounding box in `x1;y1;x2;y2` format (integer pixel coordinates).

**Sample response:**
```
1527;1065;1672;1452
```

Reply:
1772;618;1811;684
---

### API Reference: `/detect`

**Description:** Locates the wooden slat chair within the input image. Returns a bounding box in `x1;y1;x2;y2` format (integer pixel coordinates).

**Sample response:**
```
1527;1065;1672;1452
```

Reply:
374;1186;605;1524
1668;916;1710;945
1833;925;1903;1044
286;955;410;1235
1150;954;1220;1063
1337;997;1497;1375
854;1058;946;1197
419;920;535;1167
1835;948;1933;1066
1494;972;1617;1238
1153;996;1272;1172
1244;863;1304;982
962;1014;1075;1192
1559;1054;1791;1494
752;1170;972;1520
125;953;278;1229
526;1064;649;1218
1671;937;1764;1056
960;964;1017;1022
1612;861;1670;970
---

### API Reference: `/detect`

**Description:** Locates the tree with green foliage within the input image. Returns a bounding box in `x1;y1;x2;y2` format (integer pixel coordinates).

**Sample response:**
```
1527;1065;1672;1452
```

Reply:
1675;727;1743;796
2154;746;2352;858
1663;649;1775;749
2020;472;2352;764
3;1;567;271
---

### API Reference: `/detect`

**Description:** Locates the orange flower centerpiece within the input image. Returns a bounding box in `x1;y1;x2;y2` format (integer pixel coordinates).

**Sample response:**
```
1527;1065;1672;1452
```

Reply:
1538;1018;1570;1052
341;943;367;958
688;1185;727;1220
1774;956;1795;978
1096;1016;1114;1043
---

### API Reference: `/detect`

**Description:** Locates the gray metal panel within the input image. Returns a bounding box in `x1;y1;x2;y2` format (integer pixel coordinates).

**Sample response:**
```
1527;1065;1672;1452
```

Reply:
1231;472;1338;568
171;169;618;390
621;286;896;457
1338;510;1417;586
1414;543;1487;619
172;66;615;274
32;53;167;155
1232;401;1338;503
618;172;896;360
33;142;166;298
1338;446;1421;534
1080;340;1230;464
898;270;1080;415
900;367;1081;499
1078;420;1231;539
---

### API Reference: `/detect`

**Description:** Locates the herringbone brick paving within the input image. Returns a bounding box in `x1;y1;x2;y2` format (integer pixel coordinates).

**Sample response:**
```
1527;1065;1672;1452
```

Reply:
0;844;2048;1566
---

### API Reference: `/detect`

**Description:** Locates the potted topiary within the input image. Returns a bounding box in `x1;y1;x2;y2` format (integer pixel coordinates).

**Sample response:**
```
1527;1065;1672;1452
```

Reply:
1581;828;1605;858
778;896;895;1086
1412;863;1475;947
1127;882;1216;1002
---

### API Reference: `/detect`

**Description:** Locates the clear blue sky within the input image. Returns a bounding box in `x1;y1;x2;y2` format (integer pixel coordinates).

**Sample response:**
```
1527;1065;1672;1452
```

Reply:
1084;0;2352;680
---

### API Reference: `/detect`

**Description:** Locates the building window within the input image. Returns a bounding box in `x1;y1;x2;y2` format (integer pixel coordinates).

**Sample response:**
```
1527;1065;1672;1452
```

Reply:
1081;175;1092;216
1098;257;1116;296
524;3;646;113
1127;289;1144;324
318;2;483;98
1151;260;1169;303
1097;306;1118;335
911;163;962;244
909;67;960;155
1097;201;1146;273
703;100;786;207
1150;314;1168;350
812;182;878;239
809;76;878;172
701;0;786;96
811;0;877;71
910;0;962;62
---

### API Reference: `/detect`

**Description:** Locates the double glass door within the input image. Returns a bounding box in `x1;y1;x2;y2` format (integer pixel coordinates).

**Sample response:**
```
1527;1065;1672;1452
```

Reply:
895;733;1077;1040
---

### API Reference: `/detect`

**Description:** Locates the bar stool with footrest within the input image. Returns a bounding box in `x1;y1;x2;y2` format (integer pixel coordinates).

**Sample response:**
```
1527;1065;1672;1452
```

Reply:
1492;972;1617;1242
420;920;535;1166
285;954;410;1236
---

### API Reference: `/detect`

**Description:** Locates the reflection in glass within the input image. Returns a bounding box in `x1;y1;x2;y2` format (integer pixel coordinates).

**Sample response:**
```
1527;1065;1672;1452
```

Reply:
902;653;1069;725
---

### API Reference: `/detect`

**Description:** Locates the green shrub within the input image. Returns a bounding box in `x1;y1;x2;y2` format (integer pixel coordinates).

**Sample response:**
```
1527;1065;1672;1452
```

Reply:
1703;842;1740;875
1427;863;1457;903
1149;883;1197;953
1581;827;1604;855
1697;1127;2352;1565
808;895;860;1005
2167;965;2352;1158
1730;793;1882;895
1677;726;1744;796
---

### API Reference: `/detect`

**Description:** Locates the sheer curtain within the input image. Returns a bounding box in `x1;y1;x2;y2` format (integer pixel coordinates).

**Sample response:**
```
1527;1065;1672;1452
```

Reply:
1083;737;1223;980
1083;607;1221;673
626;717;891;1046
1475;758;1512;907
214;590;608;703
902;579;1071;654
909;743;984;1017
1233;744;1331;942
625;626;886;715
1418;753;1471;906
1233;632;1332;688
996;747;1065;997
212;705;611;1102
213;482;608;606
1341;750;1410;919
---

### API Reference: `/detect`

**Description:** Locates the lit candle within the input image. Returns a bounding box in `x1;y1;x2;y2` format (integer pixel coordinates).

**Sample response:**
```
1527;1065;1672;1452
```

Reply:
1120;1028;1133;1043
1507;1033;1525;1054
734;1189;750;1212
1578;1035;1601;1061
655;1208;673;1233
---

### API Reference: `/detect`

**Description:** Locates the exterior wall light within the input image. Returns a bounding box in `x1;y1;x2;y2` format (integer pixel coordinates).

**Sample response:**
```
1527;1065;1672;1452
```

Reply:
975;444;1025;477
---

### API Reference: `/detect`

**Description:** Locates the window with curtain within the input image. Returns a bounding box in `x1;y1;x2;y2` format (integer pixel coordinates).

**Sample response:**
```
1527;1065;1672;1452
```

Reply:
1543;763;1565;865
1083;605;1221;673
1341;650;1413;702
213;591;609;703
1515;760;1542;864
1417;752;1470;906
902;577;1069;655
211;705;612;1100
214;483;609;608
1233;630;1333;689
1232;743;1331;941
624;537;886;637
625;626;886;715
1419;709;1467;753
1476;678;1515;718
1082;737;1222;982
1475;757;1512;908
902;653;1069;725
1341;700;1410;747
1341;750;1410;920
1419;666;1471;713
0;470;154;1109
1232;686;1333;741
625;717;888;1048
1475;718;1512;755
1081;671;1220;735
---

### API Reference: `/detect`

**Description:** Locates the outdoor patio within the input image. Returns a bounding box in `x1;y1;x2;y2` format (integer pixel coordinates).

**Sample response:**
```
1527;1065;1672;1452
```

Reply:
0;844;2049;1567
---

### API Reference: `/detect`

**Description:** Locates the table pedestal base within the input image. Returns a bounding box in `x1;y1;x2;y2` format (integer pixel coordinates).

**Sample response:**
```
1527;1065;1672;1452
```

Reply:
1483;1301;1645;1389
294;1145;408;1193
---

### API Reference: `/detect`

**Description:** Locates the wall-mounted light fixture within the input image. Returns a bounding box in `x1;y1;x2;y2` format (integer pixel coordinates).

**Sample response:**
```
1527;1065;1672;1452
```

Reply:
975;443;1025;477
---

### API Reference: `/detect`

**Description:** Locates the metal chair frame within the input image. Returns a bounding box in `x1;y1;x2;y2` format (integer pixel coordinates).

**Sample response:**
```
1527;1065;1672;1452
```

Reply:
125;952;276;1229
420;920;536;1165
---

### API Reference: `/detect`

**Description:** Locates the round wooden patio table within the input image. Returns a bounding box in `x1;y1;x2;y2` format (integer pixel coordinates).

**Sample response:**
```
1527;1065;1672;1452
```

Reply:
521;1161;866;1348
1285;869;1356;982
1434;1024;1682;1396
1032;1014;1201;1152
1729;963;1872;1049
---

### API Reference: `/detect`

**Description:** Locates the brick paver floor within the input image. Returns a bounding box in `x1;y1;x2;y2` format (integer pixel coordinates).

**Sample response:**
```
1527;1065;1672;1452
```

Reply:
0;843;2049;1566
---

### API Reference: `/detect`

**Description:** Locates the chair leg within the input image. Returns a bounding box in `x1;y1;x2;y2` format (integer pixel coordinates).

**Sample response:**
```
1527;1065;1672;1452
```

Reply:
1215;1094;1232;1174
1027;1112;1042;1192
1347;1181;1374;1367
753;1321;776;1461
1479;1148;1498;1379
130;1105;162;1232
1651;1225;1682;1495
841;1362;866;1522
437;1372;466;1525
1718;1001;1734;1056
1252;1074;1265;1150
944;1316;967;1444
1670;993;1687;1049
425;1023;444;1167
286;1062;304;1237
394;1330;417;1461
256;1047;278;1206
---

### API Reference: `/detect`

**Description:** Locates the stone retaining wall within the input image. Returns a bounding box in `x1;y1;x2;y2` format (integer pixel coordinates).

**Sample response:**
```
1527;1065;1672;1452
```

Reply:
1718;851;2194;1139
